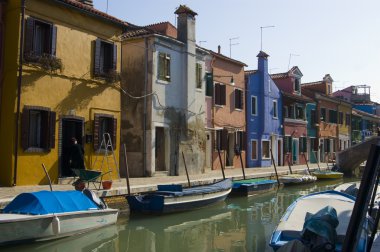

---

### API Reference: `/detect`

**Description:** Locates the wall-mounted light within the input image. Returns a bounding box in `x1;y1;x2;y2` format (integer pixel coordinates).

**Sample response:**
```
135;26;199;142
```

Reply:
214;75;235;85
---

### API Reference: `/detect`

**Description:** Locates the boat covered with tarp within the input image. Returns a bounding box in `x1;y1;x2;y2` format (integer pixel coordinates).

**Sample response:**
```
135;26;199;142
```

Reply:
231;178;278;196
278;174;317;186
0;190;118;245
127;179;232;214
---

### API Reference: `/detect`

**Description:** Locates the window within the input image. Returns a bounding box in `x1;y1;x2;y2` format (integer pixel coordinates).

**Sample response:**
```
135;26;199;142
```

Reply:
329;110;338;124
214;83;226;106
283;106;288;118
338;112;344;125
235;131;246;152
94;114;117;150
289;105;295;119
158;52;171;82
24;17;57;59
299;137;307;153
327;85;332;94
345;113;351;126
251;96;257;115
196;63;202;89
251;140;257;160
284;136;292;153
294;78;300;92
262;140;270;159
296;105;304;120
310;109;316;125
94;39;117;77
235;89;244;110
206;73;213;96
215;129;227;150
320;108;326;121
273;100;278;118
21;106;56;152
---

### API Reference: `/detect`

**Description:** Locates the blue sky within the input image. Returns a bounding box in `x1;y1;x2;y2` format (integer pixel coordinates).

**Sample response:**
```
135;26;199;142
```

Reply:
94;0;380;102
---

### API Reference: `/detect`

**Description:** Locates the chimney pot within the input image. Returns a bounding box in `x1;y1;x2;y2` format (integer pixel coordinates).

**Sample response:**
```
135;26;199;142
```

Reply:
218;45;221;54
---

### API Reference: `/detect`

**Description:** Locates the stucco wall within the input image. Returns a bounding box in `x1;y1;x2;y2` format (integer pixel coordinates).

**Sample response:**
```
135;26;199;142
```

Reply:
1;0;122;185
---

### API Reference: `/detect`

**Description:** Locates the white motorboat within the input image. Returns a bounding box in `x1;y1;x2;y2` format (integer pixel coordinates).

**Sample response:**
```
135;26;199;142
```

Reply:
0;189;118;245
269;191;370;252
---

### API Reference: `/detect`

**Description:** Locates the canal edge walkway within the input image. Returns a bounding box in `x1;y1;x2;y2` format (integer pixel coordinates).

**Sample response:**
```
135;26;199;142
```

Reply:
0;163;324;209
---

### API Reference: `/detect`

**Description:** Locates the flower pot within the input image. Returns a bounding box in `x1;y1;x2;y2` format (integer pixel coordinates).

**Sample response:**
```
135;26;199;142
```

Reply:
102;180;112;190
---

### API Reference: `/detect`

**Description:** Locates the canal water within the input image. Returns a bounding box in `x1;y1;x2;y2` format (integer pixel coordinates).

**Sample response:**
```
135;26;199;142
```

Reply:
3;178;357;252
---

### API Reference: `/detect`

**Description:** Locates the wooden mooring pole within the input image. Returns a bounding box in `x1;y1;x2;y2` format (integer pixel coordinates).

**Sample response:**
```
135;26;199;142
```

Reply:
239;152;246;180
270;148;280;185
41;163;53;191
123;144;131;196
218;149;226;180
303;153;311;175
181;151;191;188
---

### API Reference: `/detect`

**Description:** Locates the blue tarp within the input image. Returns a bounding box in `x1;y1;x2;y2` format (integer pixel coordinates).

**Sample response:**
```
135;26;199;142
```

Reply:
3;190;98;215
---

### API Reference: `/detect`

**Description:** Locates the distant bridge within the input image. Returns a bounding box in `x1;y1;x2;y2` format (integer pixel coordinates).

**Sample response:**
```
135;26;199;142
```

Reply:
335;136;380;174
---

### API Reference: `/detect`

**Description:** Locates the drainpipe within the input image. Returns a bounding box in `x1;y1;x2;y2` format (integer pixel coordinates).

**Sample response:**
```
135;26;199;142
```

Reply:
143;37;148;177
13;0;26;186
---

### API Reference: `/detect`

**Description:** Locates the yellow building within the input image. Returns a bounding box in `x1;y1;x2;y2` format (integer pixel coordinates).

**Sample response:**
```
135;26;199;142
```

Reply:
337;100;352;151
0;0;126;186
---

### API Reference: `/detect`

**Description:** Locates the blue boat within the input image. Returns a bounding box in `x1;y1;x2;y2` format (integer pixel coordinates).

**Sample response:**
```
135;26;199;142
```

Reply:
269;191;370;252
230;178;278;196
126;179;232;214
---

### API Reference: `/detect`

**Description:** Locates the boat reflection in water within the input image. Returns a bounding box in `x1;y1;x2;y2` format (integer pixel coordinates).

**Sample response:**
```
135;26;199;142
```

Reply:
0;179;354;252
0;224;120;252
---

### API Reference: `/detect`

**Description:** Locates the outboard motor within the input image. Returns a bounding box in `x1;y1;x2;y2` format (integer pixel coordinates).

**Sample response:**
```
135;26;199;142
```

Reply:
301;206;339;252
83;188;107;209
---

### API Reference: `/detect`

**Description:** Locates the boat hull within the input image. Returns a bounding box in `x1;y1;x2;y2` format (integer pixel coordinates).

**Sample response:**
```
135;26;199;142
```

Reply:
0;209;118;245
231;179;278;196
127;179;232;214
312;171;344;179
278;174;317;185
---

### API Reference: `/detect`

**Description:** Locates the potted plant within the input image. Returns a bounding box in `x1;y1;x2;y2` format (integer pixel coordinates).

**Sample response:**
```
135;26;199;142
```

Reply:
102;180;112;190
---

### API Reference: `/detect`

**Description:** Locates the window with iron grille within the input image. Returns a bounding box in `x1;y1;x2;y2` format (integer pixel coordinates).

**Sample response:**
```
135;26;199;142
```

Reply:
235;89;244;110
158;52;171;82
214;83;226;106
21;106;56;152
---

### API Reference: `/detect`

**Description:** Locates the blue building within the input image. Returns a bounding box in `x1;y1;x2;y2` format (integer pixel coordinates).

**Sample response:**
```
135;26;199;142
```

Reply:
245;51;283;168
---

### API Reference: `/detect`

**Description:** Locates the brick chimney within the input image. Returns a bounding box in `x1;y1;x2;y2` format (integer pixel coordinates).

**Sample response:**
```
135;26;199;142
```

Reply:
175;5;197;44
77;0;93;7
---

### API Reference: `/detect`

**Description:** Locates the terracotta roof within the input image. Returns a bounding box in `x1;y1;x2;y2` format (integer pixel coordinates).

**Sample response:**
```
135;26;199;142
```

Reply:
209;50;247;67
271;66;300;80
281;91;313;103
174;5;198;16
301;81;324;87
145;22;177;38
121;26;155;39
244;70;258;75
55;0;130;27
270;72;288;79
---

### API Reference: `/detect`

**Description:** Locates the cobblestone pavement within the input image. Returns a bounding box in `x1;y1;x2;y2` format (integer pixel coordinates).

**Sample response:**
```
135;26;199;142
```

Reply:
0;163;325;208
